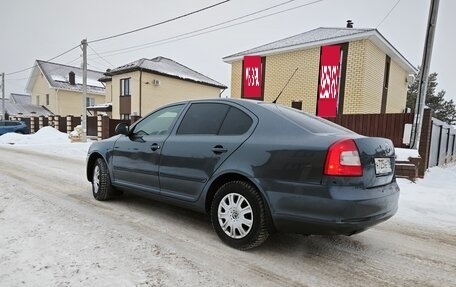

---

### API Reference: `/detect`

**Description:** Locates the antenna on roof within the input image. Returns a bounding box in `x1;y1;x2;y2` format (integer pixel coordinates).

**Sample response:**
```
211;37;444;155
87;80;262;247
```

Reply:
272;68;298;104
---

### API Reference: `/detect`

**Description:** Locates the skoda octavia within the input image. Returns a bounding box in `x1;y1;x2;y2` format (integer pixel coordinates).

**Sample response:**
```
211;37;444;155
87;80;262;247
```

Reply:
86;99;399;250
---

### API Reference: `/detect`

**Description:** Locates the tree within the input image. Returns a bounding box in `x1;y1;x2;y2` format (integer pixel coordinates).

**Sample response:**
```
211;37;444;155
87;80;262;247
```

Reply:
407;68;456;124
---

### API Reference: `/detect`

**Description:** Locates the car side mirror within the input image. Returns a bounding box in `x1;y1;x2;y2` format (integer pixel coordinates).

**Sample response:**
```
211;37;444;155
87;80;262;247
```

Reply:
115;123;129;136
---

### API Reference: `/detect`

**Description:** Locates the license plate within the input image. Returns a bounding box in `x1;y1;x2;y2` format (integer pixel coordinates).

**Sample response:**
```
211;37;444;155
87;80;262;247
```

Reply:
374;158;392;175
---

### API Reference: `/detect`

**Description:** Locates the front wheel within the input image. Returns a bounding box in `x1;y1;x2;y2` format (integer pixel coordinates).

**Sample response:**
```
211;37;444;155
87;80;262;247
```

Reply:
92;158;113;201
210;181;270;250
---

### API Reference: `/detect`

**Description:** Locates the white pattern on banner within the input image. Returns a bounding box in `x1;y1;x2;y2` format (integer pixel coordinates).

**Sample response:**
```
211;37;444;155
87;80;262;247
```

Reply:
319;65;340;99
245;67;260;87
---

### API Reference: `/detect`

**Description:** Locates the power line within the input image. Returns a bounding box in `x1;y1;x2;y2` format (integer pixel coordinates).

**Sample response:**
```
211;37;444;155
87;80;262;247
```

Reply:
5;44;81;76
376;0;402;29
89;0;231;44
89;0;301;57
88;44;115;68
90;0;323;59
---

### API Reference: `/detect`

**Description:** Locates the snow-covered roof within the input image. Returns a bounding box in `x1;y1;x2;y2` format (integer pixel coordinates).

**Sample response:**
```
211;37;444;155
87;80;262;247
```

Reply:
105;56;227;89
9;93;31;104
223;27;417;74
87;103;112;111
26;60;105;95
5;101;53;117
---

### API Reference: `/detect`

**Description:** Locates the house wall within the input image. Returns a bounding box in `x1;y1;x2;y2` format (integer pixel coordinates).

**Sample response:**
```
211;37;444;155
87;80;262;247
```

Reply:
104;80;112;103
31;72;56;109
109;71;222;119
263;48;320;113
361;40;386;113
110;71;140;119
387;60;408;113
343;40;365;114
140;73;221;116
230;61;243;98
56;90;105;116
30;71;104;116
229;48;320;113
229;39;410;115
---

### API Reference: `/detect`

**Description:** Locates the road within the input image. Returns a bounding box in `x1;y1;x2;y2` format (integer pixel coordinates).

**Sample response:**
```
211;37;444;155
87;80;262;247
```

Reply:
0;146;455;287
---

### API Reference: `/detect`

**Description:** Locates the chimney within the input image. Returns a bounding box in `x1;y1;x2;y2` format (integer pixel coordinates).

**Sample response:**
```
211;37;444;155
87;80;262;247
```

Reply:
69;71;75;85
346;20;354;28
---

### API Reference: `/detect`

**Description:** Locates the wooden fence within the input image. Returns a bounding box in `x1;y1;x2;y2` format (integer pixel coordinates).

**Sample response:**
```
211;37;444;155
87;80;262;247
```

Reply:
324;113;414;147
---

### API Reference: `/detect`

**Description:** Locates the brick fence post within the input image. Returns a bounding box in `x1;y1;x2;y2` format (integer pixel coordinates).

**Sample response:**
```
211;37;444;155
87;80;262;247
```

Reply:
39;116;43;129
47;116;53;127
54;115;60;131
67;116;73;134
30;115;35;133
418;108;433;177
97;114;103;141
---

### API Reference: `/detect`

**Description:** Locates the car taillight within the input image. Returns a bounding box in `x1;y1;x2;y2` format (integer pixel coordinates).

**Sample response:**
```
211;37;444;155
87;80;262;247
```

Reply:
324;139;362;176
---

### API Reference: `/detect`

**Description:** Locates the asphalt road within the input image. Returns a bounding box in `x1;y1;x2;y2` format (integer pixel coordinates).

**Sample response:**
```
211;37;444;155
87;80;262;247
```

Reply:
0;146;455;287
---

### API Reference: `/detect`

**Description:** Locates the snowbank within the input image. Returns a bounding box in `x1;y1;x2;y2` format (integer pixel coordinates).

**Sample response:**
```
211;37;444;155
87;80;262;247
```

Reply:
0;126;70;145
0;127;91;161
397;164;456;230
395;148;420;161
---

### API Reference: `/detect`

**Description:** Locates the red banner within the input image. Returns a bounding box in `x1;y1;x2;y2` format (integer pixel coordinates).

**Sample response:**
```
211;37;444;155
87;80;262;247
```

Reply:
317;45;341;117
243;56;262;98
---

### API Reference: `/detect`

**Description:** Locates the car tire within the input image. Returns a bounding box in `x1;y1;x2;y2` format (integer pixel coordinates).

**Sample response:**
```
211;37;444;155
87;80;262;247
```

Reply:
211;180;270;250
92;158;113;201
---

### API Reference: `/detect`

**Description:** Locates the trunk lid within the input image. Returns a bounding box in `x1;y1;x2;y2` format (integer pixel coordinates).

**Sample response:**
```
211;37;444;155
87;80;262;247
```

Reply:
354;137;396;188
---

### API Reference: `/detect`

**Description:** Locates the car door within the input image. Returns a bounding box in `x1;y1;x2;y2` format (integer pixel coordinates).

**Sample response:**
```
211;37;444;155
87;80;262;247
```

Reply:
159;102;256;201
111;104;184;193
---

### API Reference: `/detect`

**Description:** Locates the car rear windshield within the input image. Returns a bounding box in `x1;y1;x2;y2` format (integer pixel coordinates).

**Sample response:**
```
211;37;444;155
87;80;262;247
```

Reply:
268;104;355;135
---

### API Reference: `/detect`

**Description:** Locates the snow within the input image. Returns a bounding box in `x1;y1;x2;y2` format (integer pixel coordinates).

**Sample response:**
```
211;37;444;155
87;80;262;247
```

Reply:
0;132;455;286
50;74;105;88
395;147;420;161
75;75;105;88
50;74;66;82
0;126;70;145
396;165;456;230
0;126;91;160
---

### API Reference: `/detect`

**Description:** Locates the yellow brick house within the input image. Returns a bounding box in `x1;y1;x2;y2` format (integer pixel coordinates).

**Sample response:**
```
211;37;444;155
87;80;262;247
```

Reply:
99;56;227;119
223;25;417;116
26;60;105;116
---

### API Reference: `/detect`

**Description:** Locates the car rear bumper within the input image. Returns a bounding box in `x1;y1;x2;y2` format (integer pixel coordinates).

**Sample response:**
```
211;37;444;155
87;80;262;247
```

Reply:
264;181;399;235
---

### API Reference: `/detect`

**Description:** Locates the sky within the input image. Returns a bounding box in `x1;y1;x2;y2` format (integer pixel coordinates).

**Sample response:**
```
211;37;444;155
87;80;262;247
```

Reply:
1;0;454;103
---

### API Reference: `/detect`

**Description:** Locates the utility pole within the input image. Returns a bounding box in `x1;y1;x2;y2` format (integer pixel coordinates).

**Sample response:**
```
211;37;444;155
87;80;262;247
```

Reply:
81;39;88;142
412;0;440;149
1;72;5;120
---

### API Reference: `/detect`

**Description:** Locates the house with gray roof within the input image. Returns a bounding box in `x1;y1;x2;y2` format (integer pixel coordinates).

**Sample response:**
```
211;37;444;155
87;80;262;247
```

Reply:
5;93;53;118
25;60;105;116
100;56;227;119
223;23;417;116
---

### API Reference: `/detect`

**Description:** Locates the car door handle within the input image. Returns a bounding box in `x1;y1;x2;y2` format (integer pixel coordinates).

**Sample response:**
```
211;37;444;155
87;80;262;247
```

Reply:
212;145;227;154
151;143;160;151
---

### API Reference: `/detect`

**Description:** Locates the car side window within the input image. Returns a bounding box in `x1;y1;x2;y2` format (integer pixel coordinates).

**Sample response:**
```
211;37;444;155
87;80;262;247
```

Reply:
219;107;253;135
177;103;229;135
132;105;183;136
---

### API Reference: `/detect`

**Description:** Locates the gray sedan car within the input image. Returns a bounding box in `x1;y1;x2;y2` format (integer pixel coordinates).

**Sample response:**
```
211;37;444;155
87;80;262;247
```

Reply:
86;99;399;250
